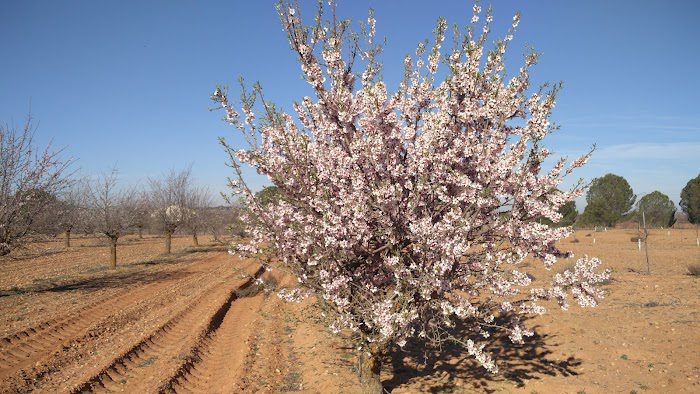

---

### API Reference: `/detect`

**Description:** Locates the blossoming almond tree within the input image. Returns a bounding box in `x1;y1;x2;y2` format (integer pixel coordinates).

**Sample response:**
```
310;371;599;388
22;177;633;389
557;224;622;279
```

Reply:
214;2;610;391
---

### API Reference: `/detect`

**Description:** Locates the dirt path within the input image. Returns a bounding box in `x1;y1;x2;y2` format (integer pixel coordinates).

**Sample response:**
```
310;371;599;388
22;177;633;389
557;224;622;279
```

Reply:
163;293;267;393
162;281;270;393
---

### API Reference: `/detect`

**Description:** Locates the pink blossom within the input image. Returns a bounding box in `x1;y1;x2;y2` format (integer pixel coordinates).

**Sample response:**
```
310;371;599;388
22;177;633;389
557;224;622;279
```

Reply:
214;1;608;372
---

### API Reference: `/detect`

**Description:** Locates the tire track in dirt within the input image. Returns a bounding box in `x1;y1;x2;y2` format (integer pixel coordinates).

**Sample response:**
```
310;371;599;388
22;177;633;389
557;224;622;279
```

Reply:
227;296;290;393
162;296;266;393
207;271;295;393
0;251;230;380
158;273;271;393
71;265;266;393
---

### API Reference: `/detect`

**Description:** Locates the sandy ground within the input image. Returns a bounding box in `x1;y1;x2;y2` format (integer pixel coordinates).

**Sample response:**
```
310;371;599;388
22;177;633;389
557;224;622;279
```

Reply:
0;229;698;393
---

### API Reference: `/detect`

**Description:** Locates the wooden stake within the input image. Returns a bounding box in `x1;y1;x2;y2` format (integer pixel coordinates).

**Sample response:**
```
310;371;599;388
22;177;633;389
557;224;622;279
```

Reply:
643;211;650;275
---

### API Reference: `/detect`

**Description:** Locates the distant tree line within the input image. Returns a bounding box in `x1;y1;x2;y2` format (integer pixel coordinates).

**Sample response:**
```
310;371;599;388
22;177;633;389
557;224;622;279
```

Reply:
0;113;245;266
574;173;700;229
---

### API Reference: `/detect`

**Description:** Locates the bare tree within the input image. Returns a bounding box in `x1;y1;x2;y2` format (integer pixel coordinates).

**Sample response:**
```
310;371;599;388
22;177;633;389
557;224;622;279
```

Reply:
183;186;212;246
132;190;151;239
148;167;191;253
55;179;89;247
201;205;241;244
0;113;73;255
88;170;138;268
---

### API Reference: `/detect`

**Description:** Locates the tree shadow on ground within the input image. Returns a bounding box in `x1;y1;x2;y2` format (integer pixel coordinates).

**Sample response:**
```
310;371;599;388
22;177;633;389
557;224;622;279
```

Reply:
5;249;65;261
0;269;190;297
0;245;229;298
132;245;228;267
383;315;581;393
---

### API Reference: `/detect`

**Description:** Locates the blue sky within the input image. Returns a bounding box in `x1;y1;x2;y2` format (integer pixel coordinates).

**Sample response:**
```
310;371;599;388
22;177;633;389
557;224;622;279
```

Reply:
1;1;698;208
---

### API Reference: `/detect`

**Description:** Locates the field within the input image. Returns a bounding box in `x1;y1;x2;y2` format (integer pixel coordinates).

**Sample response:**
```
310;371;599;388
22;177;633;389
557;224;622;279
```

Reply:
0;229;698;393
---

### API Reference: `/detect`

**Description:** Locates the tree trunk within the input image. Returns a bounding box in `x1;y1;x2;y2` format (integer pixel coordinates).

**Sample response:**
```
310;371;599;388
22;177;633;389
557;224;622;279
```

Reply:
138;226;143;239
165;230;173;254
65;229;71;248
109;238;117;269
192;231;199;246
358;350;383;394
0;243;10;256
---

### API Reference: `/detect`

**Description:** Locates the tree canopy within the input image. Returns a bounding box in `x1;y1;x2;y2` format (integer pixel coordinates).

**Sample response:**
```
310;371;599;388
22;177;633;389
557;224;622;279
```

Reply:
580;173;635;227
632;191;676;228
254;186;282;207
680;174;700;224
215;2;610;390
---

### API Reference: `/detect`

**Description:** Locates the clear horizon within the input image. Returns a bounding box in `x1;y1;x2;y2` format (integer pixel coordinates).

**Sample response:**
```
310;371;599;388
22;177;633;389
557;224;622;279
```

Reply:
1;0;698;209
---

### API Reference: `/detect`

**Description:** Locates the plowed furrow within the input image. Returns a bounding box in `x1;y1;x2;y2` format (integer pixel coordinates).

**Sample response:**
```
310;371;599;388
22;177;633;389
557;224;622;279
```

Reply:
161;293;266;393
72;265;264;393
5;263;239;393
0;253;224;375
0;249;223;348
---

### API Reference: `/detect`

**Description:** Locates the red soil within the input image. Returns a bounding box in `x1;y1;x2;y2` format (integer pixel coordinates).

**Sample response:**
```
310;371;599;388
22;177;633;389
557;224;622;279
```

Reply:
0;230;698;393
